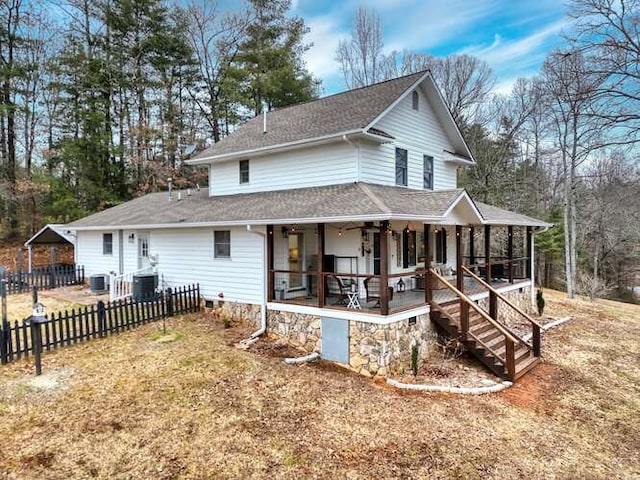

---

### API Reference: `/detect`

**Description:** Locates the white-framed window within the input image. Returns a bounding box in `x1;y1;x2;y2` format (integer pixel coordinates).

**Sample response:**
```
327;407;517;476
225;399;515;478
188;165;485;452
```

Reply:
412;90;419;110
239;159;249;184
214;230;231;258
103;233;113;255
424;155;434;189
395;148;408;186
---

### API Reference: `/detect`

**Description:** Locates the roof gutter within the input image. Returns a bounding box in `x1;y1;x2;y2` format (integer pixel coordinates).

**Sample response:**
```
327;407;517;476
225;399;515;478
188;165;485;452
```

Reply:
187;129;363;165
67;213;448;232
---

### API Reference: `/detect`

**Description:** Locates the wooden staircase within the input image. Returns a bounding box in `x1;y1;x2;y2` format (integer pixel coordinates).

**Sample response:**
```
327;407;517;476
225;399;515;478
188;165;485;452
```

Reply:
429;268;541;382
431;301;540;381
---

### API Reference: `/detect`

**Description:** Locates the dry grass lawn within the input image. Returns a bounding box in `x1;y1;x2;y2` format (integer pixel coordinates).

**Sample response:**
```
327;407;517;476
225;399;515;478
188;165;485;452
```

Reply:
0;289;638;479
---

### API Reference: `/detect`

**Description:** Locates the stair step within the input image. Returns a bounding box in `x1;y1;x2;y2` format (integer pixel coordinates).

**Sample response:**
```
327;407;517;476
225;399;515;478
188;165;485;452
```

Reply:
431;299;540;382
515;356;540;380
469;322;494;336
476;329;503;345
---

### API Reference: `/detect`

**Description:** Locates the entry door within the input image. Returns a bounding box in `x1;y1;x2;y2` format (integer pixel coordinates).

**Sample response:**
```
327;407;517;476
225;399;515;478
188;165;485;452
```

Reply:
137;232;151;270
321;317;349;364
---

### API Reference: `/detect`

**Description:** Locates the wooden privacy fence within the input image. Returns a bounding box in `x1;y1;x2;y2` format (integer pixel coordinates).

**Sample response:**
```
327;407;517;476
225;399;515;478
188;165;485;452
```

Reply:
0;264;85;295
0;284;200;365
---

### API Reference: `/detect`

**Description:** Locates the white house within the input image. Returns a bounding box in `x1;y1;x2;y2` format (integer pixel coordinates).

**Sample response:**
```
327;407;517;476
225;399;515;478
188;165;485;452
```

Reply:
68;71;551;381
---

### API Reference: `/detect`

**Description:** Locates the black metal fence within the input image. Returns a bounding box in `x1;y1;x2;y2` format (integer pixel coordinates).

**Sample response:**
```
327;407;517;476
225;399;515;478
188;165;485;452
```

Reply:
0;264;85;295
0;284;200;365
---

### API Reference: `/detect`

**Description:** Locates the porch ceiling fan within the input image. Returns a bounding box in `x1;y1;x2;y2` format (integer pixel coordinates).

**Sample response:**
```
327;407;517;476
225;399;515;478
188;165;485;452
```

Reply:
345;221;377;231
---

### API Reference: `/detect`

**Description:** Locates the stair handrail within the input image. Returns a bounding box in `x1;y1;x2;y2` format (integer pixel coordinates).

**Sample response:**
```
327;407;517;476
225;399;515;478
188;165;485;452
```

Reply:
461;266;542;329
430;269;520;345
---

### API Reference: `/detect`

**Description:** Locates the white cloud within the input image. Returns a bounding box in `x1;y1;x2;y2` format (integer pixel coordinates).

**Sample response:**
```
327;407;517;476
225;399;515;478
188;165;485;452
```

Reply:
303;15;347;89
383;0;502;52
461;19;568;71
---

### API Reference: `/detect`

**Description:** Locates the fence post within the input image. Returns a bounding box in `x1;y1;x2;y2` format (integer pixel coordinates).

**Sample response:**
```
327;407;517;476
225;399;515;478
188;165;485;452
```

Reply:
32;286;38;304
97;301;106;338
0;273;7;364
165;287;174;317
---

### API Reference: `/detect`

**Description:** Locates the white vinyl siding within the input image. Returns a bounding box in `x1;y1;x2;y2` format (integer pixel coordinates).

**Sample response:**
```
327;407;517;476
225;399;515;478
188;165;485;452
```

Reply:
359;87;458;190
147;226;264;304
209;142;356;196
76;231;121;277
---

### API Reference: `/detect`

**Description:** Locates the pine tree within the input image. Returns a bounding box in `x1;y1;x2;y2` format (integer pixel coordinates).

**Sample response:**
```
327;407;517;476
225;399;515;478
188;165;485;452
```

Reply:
229;0;319;117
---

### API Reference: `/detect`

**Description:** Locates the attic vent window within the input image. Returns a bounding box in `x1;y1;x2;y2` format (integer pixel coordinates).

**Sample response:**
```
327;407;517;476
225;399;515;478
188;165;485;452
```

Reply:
239;159;249;184
412;91;419;110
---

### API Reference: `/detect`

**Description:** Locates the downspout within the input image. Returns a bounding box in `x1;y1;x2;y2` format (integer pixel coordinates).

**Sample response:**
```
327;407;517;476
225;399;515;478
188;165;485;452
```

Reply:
243;225;267;340
343;134;360;182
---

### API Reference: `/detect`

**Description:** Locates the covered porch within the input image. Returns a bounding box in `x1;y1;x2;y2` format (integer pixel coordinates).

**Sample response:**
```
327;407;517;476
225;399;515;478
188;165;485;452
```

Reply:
267;220;535;316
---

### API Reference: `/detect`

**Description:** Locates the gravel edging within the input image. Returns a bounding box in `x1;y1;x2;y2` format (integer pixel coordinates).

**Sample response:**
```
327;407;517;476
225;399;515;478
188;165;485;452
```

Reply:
387;378;513;395
522;316;572;341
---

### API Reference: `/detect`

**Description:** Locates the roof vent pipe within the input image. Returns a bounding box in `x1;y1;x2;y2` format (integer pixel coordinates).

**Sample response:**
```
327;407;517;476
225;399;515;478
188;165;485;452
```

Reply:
187;188;191;196
262;101;267;134
168;177;173;201
177;190;182;201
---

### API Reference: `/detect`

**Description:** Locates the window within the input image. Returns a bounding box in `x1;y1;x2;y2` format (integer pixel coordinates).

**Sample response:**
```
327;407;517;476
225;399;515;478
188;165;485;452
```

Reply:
412;90;419;110
435;228;447;264
402;229;416;268
395;148;408;186
103;233;113;255
239;159;249;184
423;155;434;189
214;230;231;258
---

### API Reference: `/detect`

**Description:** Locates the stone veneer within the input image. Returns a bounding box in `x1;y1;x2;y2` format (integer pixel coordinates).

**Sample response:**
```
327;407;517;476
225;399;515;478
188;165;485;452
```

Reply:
348;314;436;377
217;300;436;377
215;285;533;378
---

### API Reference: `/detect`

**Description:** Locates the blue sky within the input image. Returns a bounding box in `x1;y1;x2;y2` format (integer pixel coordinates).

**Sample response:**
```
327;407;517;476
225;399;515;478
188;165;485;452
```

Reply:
292;0;570;95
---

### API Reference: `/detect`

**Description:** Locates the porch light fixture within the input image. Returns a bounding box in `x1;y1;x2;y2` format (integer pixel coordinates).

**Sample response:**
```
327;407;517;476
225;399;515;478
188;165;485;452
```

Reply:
338;228;343;237
281;227;289;238
128;233;135;243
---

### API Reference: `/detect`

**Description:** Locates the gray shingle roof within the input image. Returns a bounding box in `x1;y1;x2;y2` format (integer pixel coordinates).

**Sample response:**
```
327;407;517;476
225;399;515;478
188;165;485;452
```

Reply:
68;183;550;229
191;72;425;160
476;202;551;227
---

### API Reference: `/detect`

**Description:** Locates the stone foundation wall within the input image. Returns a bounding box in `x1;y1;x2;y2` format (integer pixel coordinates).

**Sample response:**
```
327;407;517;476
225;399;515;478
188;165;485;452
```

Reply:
218;301;262;327
217;301;437;378
349;314;436;377
266;310;321;353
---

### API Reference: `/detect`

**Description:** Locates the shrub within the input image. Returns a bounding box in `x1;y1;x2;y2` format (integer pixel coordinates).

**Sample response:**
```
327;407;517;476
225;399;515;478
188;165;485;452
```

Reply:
411;343;419;377
536;289;545;317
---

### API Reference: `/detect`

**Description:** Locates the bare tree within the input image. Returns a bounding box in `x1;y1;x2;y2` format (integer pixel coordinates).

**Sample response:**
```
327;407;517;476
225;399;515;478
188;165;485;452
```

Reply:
335;6;384;89
184;0;249;143
567;0;640;142
379;50;495;125
580;151;640;299
541;50;609;298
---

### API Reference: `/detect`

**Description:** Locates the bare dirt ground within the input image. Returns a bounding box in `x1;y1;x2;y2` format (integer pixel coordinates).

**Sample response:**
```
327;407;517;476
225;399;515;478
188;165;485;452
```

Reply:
0;290;638;479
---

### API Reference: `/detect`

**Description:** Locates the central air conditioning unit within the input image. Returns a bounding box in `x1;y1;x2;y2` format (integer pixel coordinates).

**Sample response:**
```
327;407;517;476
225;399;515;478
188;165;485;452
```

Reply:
90;274;109;293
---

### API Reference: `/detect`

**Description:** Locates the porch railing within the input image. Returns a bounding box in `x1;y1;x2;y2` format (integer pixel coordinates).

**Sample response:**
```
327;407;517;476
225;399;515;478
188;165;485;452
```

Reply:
110;268;152;302
271;269;431;314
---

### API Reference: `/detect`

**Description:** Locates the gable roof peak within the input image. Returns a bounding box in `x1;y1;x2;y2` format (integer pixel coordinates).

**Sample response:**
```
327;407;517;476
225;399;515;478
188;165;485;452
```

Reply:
188;71;430;164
